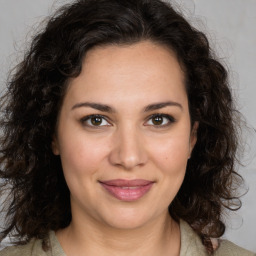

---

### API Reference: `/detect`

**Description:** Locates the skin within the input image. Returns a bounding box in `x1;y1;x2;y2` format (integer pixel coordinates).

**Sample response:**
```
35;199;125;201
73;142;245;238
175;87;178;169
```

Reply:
53;41;198;256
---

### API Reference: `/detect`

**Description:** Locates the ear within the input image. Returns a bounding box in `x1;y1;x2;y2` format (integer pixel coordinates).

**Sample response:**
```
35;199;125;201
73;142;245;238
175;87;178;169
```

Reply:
52;135;60;155
189;121;199;158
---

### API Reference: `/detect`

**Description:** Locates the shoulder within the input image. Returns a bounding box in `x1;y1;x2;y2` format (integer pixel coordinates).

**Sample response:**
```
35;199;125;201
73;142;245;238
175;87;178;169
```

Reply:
0;243;34;256
180;219;208;256
214;239;256;256
179;220;255;256
0;239;40;256
0;236;49;256
0;231;65;256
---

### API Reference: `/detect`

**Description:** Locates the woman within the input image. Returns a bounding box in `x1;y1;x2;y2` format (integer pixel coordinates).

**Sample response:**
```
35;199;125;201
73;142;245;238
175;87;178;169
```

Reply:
0;0;254;255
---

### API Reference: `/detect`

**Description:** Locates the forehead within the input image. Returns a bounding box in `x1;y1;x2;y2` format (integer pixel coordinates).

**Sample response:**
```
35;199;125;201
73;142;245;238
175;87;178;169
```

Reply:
84;41;184;79
64;41;187;108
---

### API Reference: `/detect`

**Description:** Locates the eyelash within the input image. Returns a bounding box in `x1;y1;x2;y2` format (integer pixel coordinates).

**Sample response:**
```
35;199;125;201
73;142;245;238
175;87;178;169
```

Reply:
80;113;176;128
145;113;176;128
80;114;111;127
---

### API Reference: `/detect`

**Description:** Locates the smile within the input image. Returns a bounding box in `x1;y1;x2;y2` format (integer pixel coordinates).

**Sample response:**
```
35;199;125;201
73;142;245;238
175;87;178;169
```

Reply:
99;179;154;201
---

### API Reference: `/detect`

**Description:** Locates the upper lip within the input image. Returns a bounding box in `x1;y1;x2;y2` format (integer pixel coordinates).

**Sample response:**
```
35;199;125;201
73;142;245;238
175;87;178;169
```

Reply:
99;179;154;187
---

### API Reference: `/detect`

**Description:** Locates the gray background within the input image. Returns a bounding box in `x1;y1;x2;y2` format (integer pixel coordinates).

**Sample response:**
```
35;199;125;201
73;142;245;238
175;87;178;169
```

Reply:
0;0;255;252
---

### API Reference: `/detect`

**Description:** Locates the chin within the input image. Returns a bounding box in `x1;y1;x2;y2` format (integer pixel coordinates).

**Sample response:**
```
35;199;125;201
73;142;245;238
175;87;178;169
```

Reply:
97;206;161;230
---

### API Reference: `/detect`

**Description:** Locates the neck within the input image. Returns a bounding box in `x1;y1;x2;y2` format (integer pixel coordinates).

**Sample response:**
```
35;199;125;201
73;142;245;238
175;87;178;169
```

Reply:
56;211;180;256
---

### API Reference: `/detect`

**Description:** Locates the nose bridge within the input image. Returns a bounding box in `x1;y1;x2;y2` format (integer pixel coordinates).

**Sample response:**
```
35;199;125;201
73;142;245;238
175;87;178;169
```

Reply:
109;122;147;170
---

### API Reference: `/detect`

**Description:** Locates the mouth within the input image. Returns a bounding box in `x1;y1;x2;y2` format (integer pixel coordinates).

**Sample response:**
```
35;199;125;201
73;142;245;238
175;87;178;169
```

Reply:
99;179;155;202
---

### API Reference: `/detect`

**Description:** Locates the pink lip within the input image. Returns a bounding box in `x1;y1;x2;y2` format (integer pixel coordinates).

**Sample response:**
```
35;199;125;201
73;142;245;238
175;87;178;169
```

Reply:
99;179;154;202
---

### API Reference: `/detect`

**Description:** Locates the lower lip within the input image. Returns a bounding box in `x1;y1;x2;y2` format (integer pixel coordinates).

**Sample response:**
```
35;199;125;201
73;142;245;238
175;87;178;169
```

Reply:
100;183;154;201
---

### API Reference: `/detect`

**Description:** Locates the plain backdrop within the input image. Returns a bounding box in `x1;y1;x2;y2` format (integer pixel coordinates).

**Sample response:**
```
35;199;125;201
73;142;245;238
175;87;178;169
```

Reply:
0;0;256;252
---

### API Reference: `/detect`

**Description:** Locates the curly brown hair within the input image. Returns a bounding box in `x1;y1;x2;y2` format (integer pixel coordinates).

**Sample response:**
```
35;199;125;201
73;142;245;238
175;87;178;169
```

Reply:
0;0;242;252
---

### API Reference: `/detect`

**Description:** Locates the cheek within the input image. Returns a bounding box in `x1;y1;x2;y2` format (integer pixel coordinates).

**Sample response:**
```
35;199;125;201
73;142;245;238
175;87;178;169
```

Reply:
149;134;190;175
59;135;109;177
146;135;190;210
154;135;190;159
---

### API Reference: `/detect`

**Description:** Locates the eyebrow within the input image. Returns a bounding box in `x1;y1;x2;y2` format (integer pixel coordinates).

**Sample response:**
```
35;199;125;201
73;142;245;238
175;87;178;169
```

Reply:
71;102;115;113
143;101;183;112
71;101;183;112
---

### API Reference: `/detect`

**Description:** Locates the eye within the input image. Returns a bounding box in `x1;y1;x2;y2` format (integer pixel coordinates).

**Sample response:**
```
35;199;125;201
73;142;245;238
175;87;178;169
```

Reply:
81;115;111;127
145;114;175;127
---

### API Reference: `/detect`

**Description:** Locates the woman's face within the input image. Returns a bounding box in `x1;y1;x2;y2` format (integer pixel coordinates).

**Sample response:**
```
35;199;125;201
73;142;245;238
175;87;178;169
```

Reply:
53;41;197;230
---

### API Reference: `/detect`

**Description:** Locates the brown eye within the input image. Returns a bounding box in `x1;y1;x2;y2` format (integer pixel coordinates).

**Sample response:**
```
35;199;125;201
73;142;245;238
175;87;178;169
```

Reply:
145;114;175;127
81;115;110;127
91;116;103;126
152;116;163;125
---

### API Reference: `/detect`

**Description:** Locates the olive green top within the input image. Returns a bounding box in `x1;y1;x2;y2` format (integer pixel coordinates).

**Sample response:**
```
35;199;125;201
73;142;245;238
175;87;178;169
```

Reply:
0;220;255;256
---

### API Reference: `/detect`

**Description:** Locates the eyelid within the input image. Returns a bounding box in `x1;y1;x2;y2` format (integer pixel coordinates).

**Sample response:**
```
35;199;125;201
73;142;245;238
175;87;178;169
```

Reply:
144;113;176;127
80;114;112;127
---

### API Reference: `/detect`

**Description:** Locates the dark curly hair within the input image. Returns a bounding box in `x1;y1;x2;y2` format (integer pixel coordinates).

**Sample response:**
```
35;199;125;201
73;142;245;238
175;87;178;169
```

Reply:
0;0;242;253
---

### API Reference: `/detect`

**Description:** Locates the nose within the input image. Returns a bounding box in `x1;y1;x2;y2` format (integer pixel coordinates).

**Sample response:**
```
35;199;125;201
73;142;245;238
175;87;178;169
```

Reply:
109;125;148;170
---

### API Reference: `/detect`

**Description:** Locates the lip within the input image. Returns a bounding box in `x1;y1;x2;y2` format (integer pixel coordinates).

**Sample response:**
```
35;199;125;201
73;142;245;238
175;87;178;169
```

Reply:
99;179;154;202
